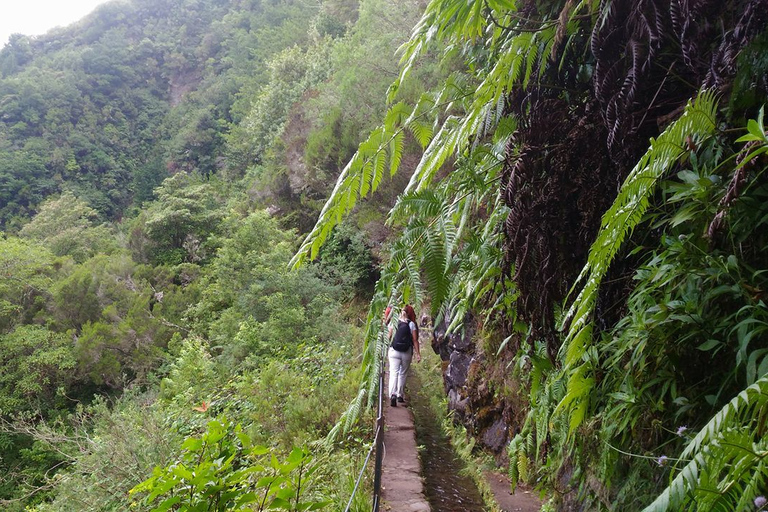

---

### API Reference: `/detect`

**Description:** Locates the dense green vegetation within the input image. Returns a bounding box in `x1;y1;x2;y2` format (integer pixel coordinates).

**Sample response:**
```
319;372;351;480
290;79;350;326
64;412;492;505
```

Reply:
298;0;768;510
4;0;768;509
0;0;425;509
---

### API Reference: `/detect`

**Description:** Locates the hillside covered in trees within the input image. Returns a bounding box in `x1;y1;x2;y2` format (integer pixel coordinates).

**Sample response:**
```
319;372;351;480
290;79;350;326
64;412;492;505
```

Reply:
0;0;427;509
2;0;768;510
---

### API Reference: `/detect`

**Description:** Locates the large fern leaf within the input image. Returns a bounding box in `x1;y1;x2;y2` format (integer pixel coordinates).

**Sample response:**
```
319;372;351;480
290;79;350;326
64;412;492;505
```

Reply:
556;90;719;433
642;374;768;511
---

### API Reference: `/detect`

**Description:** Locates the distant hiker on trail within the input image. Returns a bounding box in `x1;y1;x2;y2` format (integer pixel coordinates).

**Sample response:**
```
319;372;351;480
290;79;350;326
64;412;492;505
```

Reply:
388;304;421;407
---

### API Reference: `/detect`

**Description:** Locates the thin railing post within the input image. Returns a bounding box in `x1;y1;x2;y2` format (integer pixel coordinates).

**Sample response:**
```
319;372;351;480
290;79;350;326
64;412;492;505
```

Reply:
372;341;386;512
344;330;388;512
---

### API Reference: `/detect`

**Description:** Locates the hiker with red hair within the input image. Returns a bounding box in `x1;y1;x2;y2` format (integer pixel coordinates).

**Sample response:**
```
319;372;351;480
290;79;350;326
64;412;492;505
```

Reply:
387;304;421;407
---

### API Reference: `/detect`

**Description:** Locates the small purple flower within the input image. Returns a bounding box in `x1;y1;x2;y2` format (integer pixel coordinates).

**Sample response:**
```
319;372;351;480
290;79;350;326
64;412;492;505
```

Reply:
656;455;668;466
676;425;688;437
755;495;767;509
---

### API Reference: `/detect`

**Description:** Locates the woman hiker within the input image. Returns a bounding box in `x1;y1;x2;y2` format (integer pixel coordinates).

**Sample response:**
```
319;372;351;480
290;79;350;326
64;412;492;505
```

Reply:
388;304;421;407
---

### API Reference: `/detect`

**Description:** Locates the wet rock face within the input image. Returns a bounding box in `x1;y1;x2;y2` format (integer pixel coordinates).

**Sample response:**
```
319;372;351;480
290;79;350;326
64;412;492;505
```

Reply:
446;351;472;389
430;317;452;361
448;388;468;417
431;310;513;456
435;313;476;401
482;419;508;452
432;313;475;424
431;311;474;360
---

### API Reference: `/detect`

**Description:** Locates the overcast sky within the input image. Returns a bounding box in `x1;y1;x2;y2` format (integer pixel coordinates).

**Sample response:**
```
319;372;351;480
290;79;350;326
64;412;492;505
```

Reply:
1;0;112;47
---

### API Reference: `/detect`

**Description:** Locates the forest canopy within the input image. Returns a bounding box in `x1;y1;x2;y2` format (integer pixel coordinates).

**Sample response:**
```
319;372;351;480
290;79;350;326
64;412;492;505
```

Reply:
0;0;423;509
1;0;768;510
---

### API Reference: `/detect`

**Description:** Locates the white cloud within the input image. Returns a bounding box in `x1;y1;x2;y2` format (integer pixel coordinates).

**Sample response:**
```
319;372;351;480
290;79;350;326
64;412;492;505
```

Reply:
1;0;112;47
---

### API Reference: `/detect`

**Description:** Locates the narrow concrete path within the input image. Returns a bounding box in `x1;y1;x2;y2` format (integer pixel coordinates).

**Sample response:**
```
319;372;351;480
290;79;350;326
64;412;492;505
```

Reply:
380;395;542;512
380;399;431;511
380;344;543;512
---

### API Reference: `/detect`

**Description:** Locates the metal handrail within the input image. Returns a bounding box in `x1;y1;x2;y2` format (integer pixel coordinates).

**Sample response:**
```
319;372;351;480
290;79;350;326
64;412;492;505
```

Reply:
372;340;386;511
344;336;387;512
343;423;380;512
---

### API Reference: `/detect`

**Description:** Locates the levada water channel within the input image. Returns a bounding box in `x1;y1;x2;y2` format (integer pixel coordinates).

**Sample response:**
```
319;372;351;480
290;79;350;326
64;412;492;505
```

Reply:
410;371;486;511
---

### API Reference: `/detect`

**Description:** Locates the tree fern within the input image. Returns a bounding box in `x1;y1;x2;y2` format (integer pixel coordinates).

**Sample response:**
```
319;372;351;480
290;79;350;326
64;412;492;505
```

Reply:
308;0;593;444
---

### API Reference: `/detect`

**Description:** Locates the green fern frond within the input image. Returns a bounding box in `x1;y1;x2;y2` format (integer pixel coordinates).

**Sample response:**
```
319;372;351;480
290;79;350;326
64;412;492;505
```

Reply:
343;389;366;433
410;120;435;149
389;131;405;177
424;228;450;314
402;250;424;306
372;148;387;193
294;75;474;268
508;433;525;491
384;101;412;130
564;90;718;333
518;451;530;483
405;116;462;193
642;450;707;512
407;92;438;125
681;373;768;460
555;90;719;434
642;373;768;511
440;213;459;259
390;190;445;222
325;280;396;444
734;460;768;511
359;159;373;198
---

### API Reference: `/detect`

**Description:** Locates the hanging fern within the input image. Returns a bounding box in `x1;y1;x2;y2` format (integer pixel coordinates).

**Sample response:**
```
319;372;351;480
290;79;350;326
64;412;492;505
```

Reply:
309;0;611;463
320;141;514;441
291;77;470;269
556;90;719;434
294;0;591;269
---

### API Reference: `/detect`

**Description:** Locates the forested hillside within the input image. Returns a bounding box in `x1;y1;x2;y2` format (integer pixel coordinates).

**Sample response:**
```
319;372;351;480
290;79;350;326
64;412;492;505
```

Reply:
0;0;426;509
4;0;768;510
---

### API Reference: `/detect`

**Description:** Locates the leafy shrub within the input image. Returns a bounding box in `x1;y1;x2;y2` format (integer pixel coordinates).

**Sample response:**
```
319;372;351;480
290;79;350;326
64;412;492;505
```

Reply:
314;223;378;300
130;418;330;512
28;392;182;512
19;191;118;263
0;325;76;412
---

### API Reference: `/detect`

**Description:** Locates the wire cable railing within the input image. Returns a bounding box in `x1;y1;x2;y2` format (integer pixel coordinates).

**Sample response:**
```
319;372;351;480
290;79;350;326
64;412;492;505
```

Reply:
344;336;387;512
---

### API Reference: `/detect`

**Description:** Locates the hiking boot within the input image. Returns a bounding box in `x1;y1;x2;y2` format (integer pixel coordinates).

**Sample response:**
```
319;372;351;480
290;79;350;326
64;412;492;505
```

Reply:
390;395;397;407
397;396;404;403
